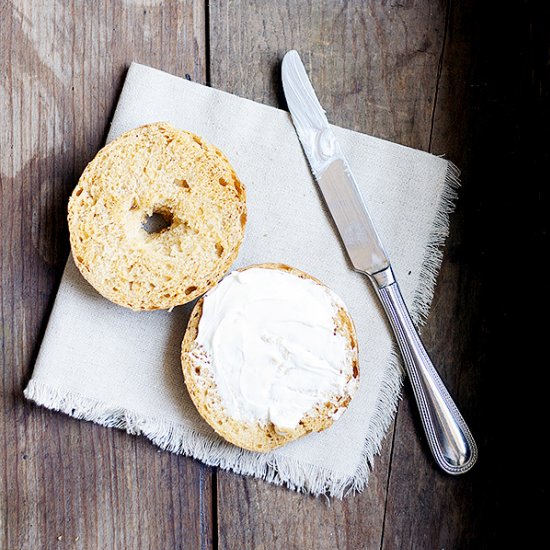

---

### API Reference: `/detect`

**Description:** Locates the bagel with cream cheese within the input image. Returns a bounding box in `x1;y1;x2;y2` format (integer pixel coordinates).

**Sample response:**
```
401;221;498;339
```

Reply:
181;263;359;452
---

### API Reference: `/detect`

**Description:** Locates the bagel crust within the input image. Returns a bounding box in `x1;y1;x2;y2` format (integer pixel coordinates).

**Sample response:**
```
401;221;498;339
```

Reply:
181;264;360;453
68;122;246;310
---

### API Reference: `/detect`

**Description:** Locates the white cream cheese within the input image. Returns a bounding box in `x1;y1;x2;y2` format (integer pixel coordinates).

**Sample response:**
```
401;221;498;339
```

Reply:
191;267;354;432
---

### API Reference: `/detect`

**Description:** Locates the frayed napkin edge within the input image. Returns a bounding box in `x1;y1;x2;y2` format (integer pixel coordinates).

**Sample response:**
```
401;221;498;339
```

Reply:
24;377;397;498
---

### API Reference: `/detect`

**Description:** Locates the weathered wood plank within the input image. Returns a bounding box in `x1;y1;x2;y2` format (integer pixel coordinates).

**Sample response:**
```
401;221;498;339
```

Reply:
381;0;549;547
379;0;483;545
0;1;213;549
209;1;448;548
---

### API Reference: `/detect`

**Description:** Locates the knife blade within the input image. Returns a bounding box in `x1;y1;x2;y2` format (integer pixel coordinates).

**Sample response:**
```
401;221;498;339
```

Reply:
281;50;388;276
282;50;477;474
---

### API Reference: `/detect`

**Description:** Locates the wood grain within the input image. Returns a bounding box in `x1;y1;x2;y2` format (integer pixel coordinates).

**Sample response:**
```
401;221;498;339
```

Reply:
209;1;450;548
378;1;485;547
378;1;548;548
0;2;213;549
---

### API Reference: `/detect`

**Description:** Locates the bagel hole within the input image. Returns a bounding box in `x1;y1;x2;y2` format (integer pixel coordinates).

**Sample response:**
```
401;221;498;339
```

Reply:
142;209;173;234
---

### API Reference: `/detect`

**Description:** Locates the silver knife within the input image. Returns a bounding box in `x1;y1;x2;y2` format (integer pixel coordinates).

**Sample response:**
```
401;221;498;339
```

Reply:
282;50;477;474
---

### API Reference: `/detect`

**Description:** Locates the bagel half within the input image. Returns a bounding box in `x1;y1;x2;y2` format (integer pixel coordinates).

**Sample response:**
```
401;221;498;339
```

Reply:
68;122;246;310
181;263;359;452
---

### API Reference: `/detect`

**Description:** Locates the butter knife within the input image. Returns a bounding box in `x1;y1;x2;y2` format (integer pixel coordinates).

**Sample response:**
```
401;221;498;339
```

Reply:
282;50;477;474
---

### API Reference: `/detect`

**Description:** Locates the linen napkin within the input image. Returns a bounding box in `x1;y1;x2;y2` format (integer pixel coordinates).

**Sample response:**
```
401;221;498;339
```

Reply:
24;63;458;497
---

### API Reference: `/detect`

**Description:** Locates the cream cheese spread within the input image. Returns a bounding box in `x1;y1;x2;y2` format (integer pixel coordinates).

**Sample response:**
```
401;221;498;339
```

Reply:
192;267;354;432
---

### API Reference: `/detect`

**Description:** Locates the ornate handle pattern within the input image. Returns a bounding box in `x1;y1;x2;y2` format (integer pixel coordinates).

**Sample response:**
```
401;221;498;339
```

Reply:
373;268;477;474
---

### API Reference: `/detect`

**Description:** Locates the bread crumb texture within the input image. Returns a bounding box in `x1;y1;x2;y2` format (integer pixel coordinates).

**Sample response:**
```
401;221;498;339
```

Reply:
68;122;246;310
181;263;360;452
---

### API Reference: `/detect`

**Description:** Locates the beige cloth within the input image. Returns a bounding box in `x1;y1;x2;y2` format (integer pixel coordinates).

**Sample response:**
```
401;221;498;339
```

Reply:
24;63;458;497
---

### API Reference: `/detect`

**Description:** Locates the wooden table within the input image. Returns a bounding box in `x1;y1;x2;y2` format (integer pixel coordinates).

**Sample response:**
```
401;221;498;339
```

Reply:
1;1;547;548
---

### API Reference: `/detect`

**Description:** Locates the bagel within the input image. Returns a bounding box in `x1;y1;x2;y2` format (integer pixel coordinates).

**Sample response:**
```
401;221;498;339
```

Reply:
181;264;359;452
68;122;246;310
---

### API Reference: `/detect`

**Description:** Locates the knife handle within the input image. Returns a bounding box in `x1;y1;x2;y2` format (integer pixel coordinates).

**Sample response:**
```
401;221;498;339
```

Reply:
371;268;478;474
